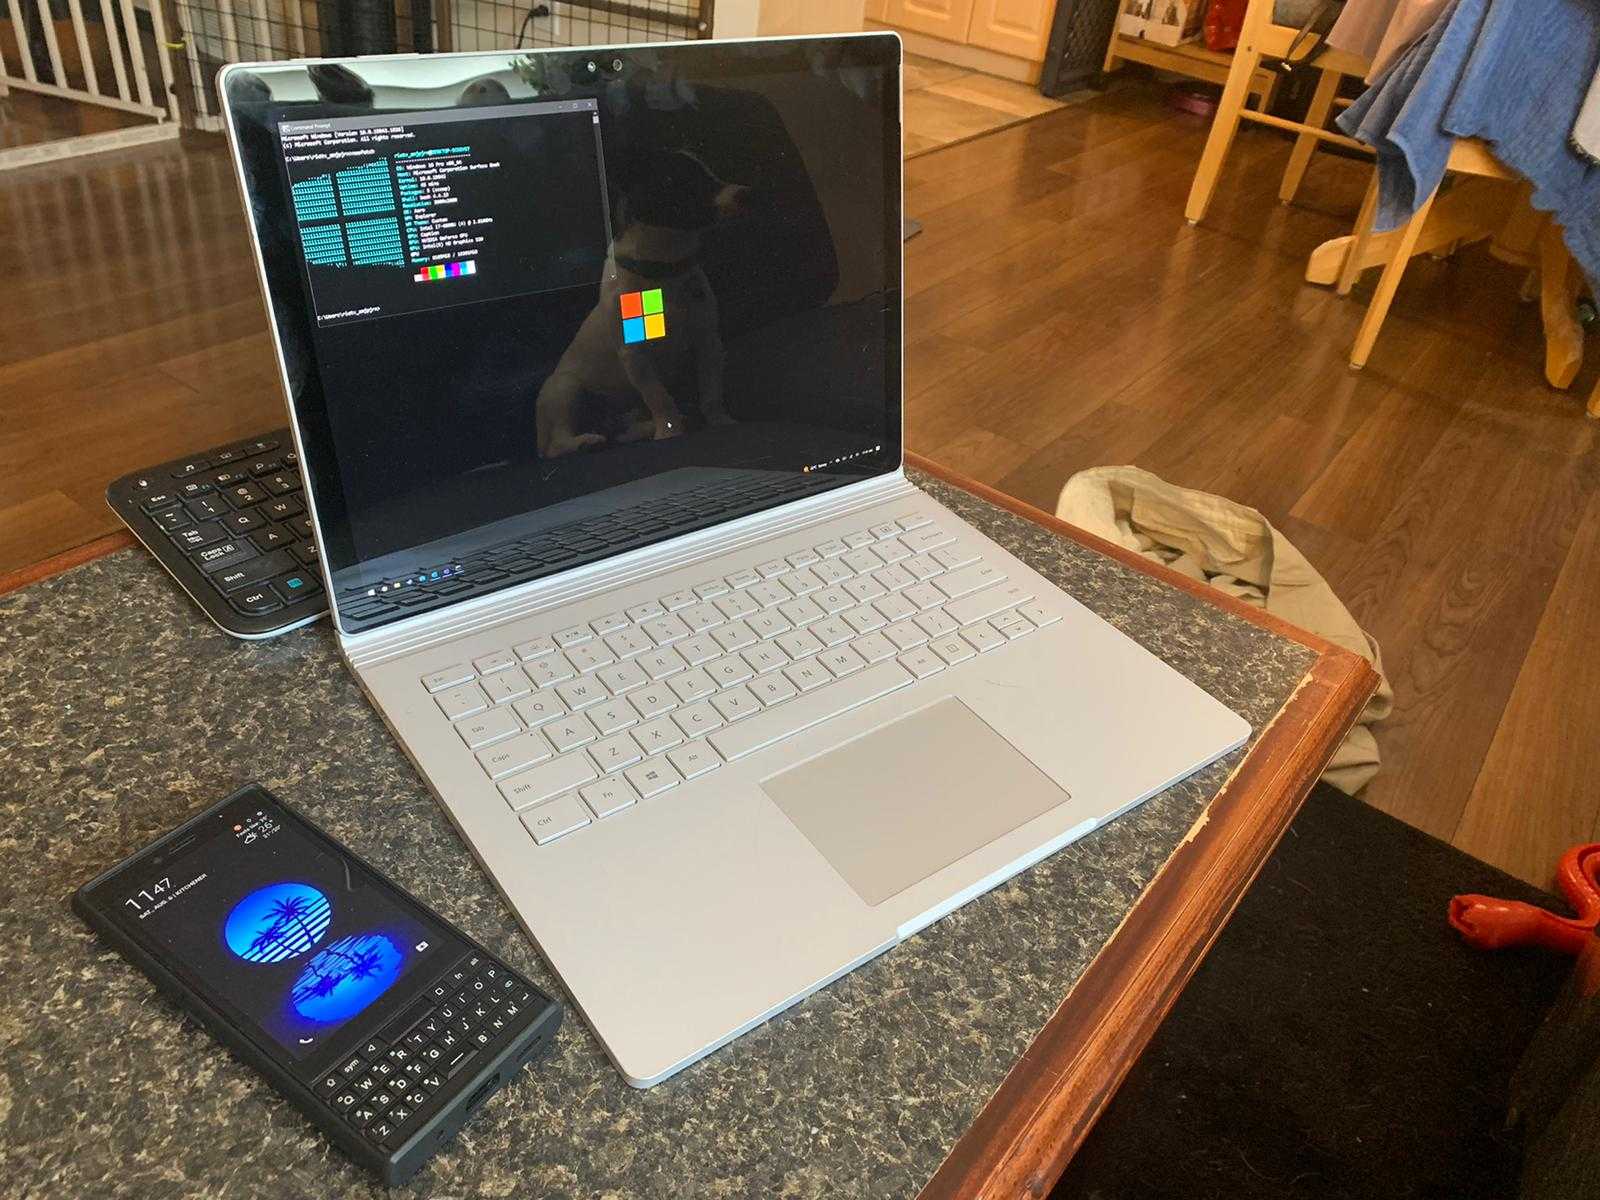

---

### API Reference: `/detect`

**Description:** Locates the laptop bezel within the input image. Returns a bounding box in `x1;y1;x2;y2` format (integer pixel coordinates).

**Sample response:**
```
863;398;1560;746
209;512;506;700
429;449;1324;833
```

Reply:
217;35;906;644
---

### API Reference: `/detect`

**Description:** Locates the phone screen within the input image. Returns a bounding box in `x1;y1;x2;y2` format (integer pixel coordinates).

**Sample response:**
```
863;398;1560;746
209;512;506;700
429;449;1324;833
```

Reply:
85;789;468;1076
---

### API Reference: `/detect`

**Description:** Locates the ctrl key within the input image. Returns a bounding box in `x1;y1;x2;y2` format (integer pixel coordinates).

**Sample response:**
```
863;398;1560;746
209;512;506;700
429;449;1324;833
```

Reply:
520;795;591;845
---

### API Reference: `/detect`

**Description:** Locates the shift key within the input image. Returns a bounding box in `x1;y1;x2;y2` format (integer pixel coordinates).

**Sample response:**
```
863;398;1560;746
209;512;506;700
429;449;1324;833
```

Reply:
212;549;296;592
499;755;598;811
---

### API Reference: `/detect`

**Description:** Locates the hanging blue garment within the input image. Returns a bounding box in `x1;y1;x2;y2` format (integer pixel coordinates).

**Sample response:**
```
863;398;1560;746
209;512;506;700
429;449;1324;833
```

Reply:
1337;0;1600;281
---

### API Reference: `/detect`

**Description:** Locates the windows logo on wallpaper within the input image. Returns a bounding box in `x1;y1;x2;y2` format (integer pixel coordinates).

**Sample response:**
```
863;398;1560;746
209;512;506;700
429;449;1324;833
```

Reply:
619;289;667;344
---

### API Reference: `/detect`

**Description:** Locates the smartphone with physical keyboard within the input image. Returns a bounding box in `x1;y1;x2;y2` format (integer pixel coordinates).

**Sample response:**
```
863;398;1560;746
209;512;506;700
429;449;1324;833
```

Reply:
74;783;562;1187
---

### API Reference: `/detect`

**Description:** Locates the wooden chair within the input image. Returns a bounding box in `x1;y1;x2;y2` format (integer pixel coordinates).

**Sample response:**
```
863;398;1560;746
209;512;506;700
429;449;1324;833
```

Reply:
1184;0;1373;224
1318;139;1588;393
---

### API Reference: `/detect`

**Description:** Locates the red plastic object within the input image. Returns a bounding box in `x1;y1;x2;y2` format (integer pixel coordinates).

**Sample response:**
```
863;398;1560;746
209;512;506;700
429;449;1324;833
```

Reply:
1450;843;1600;956
1205;0;1249;51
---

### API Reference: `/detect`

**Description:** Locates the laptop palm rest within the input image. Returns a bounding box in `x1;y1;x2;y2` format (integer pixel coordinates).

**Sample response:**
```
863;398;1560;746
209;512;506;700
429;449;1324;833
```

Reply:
760;698;1074;908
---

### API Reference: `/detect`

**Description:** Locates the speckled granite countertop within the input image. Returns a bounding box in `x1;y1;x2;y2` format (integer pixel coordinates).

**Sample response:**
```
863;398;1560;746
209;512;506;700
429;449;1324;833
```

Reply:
0;473;1315;1199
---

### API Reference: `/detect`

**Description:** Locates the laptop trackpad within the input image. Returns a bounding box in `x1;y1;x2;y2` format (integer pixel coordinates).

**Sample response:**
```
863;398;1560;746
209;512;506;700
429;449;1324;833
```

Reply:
760;698;1073;907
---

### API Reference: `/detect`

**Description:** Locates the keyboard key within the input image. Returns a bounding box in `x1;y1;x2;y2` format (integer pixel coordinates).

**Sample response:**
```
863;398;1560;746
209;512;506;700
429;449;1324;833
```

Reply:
843;606;886;635
660;589;698;611
755;558;789;578
783;658;830;692
713;592;758;621
582;777;639;818
742;643;790;675
853;632;898;663
590;733;643;773
1017;603;1061;628
668;740;722;779
711;621;757;653
605;628;653;659
260;495;304;521
477;732;553;780
812;561;853;587
223;509;267;535
231;587;282;615
897;512;933;531
898;647;945;679
934;562;1006;601
869;521;901;540
253;527;293;554
625;758;683;799
873;566;916;593
435;683;488;721
173;522;227;552
884;619;929;650
748;610;793;640
213;549;297;593
990;611;1034;639
915;609;959;639
225;482;268;508
196;540;258;574
903;555;943;582
672;701;724;737
512;689;566;727
711;686;760;723
544;714;598;753
813;539;848;558
521;795;591;844
693;579;728;599
668;668;717;704
626;600;667;622
749;674;798;706
423;665;475;693
747;581;790;608
819;646;867;677
597;660;649;694
783;567;823;595
589;698;638;735
554;625;593;647
962;623;1008;654
874;540;912;565
930;634;976;666
481;670;532;705
643;615;691;645
152;508;192;532
514;635;558;661
678;602;724;633
566;641;616;673
724;569;761;590
524;655;576;689
842;548;884;575
706;654;754;687
637;648;687;680
556;677;606;710
811;616;854;647
631;717;683;755
786;549;821;568
874;592;919;625
474;650;517;675
779;597;825;627
709;661;913;761
591;612;629;635
901;527;954;555
676;633;721;666
944;582;1035;626
500;757;598;811
844;531;875;549
186;494;231;521
776;628;824;660
629;685;677;720
455;708;520;750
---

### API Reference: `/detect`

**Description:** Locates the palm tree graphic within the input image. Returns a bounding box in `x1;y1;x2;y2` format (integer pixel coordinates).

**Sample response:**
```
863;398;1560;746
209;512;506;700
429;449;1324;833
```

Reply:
244;891;327;961
291;934;396;1009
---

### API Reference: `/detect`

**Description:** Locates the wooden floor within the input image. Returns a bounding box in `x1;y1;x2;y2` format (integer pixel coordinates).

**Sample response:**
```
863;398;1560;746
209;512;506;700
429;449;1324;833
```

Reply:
2;79;1598;889
903;54;1065;157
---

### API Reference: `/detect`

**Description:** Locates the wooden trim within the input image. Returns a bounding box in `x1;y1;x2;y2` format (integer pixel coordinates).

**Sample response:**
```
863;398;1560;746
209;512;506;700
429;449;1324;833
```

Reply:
0;531;133;598
866;22;1041;83
908;452;1380;1199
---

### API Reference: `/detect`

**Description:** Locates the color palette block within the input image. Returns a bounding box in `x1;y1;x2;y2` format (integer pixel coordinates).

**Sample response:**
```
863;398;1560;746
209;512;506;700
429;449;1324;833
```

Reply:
412;260;477;283
619;289;666;343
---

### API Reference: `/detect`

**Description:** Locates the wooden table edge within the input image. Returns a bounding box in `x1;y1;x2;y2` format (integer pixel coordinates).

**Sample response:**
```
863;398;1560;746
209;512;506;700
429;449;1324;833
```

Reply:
906;453;1379;1199
0;531;134;599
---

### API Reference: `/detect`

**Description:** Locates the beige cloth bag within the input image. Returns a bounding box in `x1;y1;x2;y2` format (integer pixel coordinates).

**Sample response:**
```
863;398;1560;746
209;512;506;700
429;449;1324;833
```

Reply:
1056;466;1392;794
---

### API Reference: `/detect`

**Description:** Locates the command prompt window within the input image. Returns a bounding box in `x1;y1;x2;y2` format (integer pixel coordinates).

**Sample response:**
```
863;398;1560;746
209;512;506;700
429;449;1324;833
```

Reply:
278;100;611;327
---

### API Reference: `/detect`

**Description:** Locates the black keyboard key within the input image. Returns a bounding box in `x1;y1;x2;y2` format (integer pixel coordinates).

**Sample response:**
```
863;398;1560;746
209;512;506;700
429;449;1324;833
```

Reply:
290;515;314;537
419;1072;444;1092
291;539;319;566
246;457;283;477
260;495;303;521
140;490;180;512
230;586;282;615
263;471;301;496
368;1119;395;1144
225;482;268;508
334;1091;359;1110
252;527;292;553
223;509;267;535
317;1072;343;1095
177;480;213;500
213;550;295;592
196;540;258;574
350;1104;378;1126
242;437;280;455
172;522;227;552
338;1053;366;1077
387;1104;412;1127
210;468;247;487
210;447;242;465
170;458;208;477
151;508;192;532
185;494;230;521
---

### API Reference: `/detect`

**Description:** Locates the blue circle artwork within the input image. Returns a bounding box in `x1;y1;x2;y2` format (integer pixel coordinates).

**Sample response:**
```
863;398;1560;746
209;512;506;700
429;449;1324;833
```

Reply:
290;934;403;1023
223;882;332;963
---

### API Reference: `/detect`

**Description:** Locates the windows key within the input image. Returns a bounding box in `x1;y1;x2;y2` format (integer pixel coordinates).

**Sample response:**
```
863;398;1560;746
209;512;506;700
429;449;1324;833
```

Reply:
275;571;323;601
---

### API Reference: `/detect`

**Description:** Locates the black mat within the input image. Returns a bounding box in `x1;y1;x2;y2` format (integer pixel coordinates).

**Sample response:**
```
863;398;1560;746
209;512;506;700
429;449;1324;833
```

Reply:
1053;784;1569;1200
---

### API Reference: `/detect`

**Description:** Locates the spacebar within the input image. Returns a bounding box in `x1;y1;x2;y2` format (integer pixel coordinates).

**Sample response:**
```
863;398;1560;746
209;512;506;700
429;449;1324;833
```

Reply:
709;661;914;761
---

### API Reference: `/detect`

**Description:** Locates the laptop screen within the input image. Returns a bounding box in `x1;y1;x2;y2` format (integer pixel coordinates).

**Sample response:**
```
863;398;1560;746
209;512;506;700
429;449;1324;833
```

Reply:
222;37;902;636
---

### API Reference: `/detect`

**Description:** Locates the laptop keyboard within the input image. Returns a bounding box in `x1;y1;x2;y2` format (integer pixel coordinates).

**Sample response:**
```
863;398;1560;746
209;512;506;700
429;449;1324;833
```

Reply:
421;513;1062;846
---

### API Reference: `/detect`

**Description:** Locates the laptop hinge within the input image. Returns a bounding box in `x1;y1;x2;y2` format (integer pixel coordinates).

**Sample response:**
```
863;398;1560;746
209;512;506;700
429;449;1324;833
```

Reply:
342;470;917;669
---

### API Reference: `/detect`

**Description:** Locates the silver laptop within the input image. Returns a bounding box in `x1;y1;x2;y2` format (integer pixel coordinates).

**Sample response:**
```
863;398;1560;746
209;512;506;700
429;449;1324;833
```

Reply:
220;36;1248;1087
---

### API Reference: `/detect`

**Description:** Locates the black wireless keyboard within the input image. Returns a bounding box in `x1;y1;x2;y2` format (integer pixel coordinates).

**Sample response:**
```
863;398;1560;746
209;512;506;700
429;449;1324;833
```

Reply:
107;429;328;639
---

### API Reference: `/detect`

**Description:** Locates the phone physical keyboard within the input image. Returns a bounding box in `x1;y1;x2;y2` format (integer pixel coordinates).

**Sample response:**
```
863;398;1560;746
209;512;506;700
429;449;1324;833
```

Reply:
107;429;327;638
420;514;1062;846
